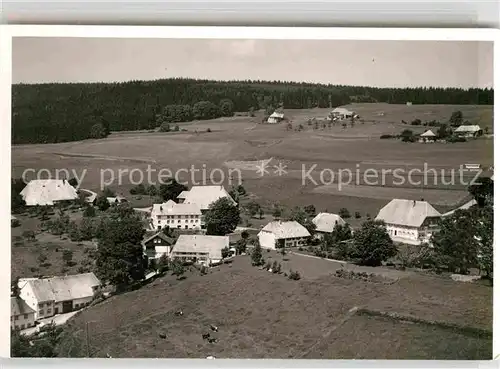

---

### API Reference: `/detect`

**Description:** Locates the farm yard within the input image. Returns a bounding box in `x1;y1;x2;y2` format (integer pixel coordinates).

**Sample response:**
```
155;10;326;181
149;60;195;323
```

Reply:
12;103;493;219
55;253;492;359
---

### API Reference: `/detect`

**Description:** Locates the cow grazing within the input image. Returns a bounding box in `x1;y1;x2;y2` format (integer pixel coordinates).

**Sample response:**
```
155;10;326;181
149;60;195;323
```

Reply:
174;310;183;316
159;333;167;339
202;333;211;340
210;324;218;332
208;338;218;344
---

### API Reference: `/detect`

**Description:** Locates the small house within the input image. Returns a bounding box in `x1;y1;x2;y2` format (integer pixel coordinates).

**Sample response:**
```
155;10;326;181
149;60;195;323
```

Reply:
454;125;482;138
375;199;441;246
330;107;354;120
258;220;311;249
11;297;36;331
106;195;128;205
267;111;285;124
312;213;347;238
419;130;436;143
142;231;176;260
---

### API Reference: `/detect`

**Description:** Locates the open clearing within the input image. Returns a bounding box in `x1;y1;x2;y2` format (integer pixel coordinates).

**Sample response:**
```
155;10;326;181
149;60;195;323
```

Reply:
56;253;492;359
12;104;493;216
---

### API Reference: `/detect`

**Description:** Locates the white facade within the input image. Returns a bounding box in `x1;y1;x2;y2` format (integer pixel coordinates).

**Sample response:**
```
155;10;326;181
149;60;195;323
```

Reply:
150;200;201;231
258;221;311;249
11;297;36;330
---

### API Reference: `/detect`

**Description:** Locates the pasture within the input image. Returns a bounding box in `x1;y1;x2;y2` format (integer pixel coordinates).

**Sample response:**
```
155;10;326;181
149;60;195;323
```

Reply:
55;253;492;359
12;103;493;217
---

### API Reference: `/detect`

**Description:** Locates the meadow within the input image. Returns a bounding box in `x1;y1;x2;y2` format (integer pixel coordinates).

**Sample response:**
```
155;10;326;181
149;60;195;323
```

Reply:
55;252;492;359
12;103;493;219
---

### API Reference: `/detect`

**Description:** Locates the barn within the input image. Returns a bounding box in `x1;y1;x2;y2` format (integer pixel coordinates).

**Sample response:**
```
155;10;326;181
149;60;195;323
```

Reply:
258;221;311;249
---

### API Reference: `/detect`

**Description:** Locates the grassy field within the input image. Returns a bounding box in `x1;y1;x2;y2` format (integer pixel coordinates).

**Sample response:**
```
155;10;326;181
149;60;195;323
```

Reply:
12;103;493;218
55;253;492;359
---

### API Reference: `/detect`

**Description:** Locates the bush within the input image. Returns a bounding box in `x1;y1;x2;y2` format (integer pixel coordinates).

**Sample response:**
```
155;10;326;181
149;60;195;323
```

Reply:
446;136;467;143
411;119;422;126
354;211;361;219
206;128;212;133
338;208;351;219
379;134;394;139
298;247;304;251
22;230;36;241
288;270;301;280
11;219;21;228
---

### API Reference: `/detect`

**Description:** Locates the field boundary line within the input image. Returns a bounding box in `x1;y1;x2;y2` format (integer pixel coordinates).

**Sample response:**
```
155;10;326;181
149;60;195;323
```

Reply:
289;251;347;264
294;306;360;359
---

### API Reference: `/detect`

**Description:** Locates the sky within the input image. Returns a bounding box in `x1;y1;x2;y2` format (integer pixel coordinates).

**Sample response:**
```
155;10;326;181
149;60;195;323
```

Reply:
12;38;493;88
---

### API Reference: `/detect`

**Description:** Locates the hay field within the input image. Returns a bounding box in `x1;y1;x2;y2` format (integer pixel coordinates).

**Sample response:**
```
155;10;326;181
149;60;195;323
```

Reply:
55;254;492;359
12;103;493;215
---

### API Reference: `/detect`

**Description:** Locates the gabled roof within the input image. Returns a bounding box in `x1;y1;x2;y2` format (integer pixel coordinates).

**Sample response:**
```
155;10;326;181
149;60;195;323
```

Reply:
269;112;285;119
332;107;352;115
20;179;78;206
11;297;35;317
107;195;127;204
178;186;236;210
441;199;478;217
420;129;436;137
312;213;346;233
375;199;441;228
151;200;201;216
172;235;229;259
19;273;100;303
454;125;481;133
142;231;175;246
259;221;311;239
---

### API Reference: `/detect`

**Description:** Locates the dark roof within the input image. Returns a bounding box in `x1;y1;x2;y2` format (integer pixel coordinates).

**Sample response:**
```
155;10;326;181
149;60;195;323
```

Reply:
142;232;175;246
11;297;35;316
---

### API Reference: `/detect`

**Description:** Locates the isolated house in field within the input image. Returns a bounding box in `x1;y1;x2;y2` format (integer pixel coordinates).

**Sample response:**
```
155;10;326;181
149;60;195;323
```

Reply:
330;107;354;120
142;231;176;260
312;213;347;238
170;235;229;266
258;220;311;249
150;200;202;231
419;130;436;143
18;273;101;320
454;125;482;138
267;111;285;124
375;199;441;246
20;179;78;206
11;297;36;330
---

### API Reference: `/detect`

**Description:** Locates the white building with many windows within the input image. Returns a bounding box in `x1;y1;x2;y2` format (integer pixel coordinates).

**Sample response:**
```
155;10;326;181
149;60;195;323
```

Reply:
150;200;202;231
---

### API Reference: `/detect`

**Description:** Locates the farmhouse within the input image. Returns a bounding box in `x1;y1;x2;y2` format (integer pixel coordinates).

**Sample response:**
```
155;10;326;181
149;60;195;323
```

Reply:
454;125;483;138
11;297;36;330
142;231;176;260
376;199;441;246
20;179;78;206
177;185;236;213
150;200;202;231
171;235;229;266
330;107;354;120
267;111;285;124
18;273;101;320
419;130;436;143
312;213;347;238
258;220;311;249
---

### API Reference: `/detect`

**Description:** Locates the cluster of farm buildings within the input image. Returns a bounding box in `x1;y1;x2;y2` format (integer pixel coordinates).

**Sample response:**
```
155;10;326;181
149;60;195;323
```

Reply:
11;176;484;331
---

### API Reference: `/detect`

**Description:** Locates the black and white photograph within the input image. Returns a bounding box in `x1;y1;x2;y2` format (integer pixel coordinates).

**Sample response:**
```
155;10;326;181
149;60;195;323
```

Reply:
7;29;495;359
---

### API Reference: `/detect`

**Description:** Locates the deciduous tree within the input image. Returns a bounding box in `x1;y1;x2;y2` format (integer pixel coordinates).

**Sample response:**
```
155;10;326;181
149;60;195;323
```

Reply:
205;197;240;236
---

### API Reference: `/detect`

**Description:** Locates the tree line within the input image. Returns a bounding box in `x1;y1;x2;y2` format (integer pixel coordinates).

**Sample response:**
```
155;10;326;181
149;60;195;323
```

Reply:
12;78;493;144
